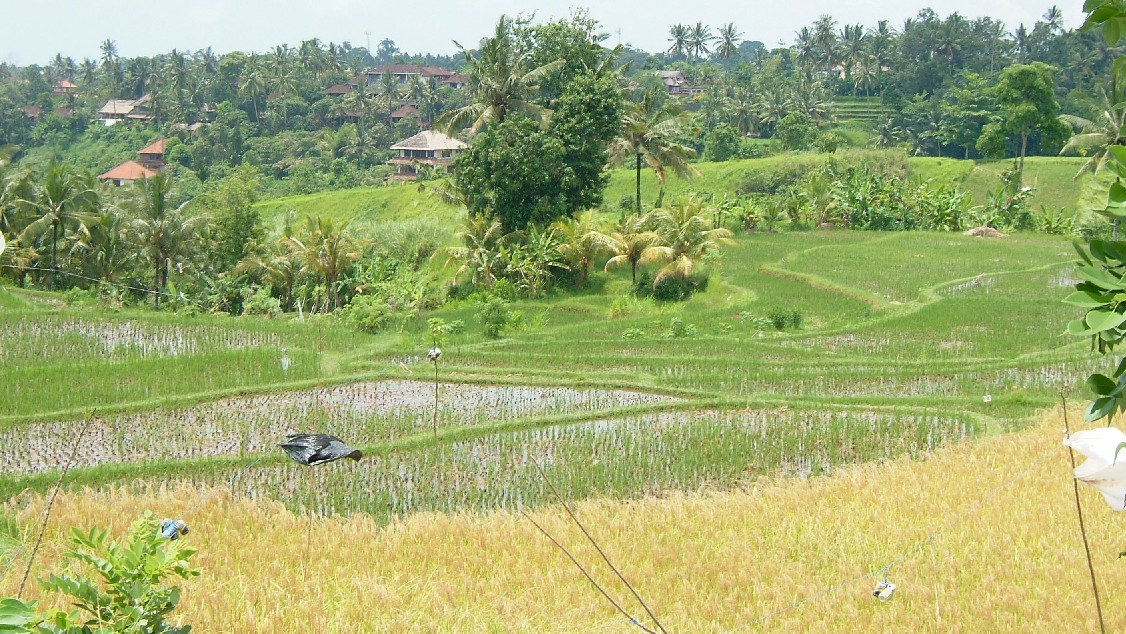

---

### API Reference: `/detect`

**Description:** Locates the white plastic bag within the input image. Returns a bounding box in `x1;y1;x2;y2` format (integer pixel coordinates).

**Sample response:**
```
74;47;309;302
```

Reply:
1064;427;1126;510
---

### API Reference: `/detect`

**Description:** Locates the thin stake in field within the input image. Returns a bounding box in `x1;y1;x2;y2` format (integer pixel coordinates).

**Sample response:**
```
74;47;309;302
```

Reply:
527;456;668;634
1061;395;1107;634
16;410;96;598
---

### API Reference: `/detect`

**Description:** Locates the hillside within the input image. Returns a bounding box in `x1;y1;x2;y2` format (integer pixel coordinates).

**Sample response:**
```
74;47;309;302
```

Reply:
252;154;1092;235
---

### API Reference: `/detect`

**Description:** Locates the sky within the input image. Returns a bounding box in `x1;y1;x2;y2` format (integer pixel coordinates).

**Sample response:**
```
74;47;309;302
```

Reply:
3;1;1085;66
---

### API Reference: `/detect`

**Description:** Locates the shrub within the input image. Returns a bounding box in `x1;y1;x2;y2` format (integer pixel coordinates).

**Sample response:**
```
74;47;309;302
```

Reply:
663;317;697;338
610;295;641;318
775;112;817;150
480;296;512;338
813;132;846;153
3;513;199;633
242;287;282;317
705;124;740;162
342;294;393;333
621;327;644;339
652;274;696;301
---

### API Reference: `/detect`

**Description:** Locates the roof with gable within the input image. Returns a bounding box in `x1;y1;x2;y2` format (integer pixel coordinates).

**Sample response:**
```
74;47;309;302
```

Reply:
98;97;152;117
138;138;167;156
391;104;419;118
390;130;467;152
98;160;157;182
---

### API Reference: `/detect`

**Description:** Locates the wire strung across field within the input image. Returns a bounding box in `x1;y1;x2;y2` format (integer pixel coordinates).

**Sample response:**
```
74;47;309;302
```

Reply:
0;265;209;311
723;442;1062;632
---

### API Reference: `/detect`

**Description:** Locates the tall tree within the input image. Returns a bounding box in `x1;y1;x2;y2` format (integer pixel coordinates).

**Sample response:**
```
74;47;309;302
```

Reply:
238;57;266;123
377;70;400;124
15;159;99;287
100;39;120;98
688;22;714;62
991;61;1066;181
608;89;699;216
125;173;208;306
435;16;563;136
451;115;571;230
667;24;690;59
716;23;742;60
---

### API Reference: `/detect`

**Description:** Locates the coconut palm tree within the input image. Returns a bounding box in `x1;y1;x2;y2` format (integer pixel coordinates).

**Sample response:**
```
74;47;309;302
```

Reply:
239;56;267;123
667;24;690;59
377;70;400;124
642;196;735;284
1043;5;1064;34
609;89;699;216
839;24;866;88
435;16;563;136
441;214;507;289
72;206;129;285
812;15;839;75
124;173;208;306
795;27;816;81
553;210;609;285
871;116;905;149
602;215;662;285
235;239;303;311
288;216;359;311
100;39;120;98
688;22;714;62
868;20;896;69
340;84;375;152
15;159;100;287
981;19;1010;73
716;23;742;60
1059;84;1126;178
852;55;881;97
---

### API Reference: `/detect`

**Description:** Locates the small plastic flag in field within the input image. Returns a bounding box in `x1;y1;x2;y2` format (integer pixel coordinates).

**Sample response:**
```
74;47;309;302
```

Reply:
1064;427;1126;510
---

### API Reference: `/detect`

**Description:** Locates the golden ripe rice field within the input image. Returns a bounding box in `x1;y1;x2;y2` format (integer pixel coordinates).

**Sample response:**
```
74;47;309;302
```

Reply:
2;407;1120;633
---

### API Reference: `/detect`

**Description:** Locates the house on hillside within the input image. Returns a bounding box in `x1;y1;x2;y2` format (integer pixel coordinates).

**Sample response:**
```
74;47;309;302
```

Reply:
655;70;704;96
137;138;167;170
97;161;156;186
98;137;168;186
97;95;153;125
362;64;467;89
388;130;466;180
391;104;421;124
170;122;207;139
52;80;79;96
325;82;355;96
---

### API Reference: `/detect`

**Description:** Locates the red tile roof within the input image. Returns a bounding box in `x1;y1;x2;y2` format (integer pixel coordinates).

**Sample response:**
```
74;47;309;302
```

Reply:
138;138;167;156
391;104;419;118
98;161;157;182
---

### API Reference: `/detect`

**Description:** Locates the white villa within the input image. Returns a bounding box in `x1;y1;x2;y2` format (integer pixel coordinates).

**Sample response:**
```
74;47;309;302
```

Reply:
388;130;467;180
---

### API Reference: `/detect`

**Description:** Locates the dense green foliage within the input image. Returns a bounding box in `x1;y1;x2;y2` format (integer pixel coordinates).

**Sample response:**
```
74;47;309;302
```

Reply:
3;514;198;633
1064;0;1126;422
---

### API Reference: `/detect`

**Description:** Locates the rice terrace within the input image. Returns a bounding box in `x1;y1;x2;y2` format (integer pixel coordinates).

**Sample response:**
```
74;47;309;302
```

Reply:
6;1;1126;632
